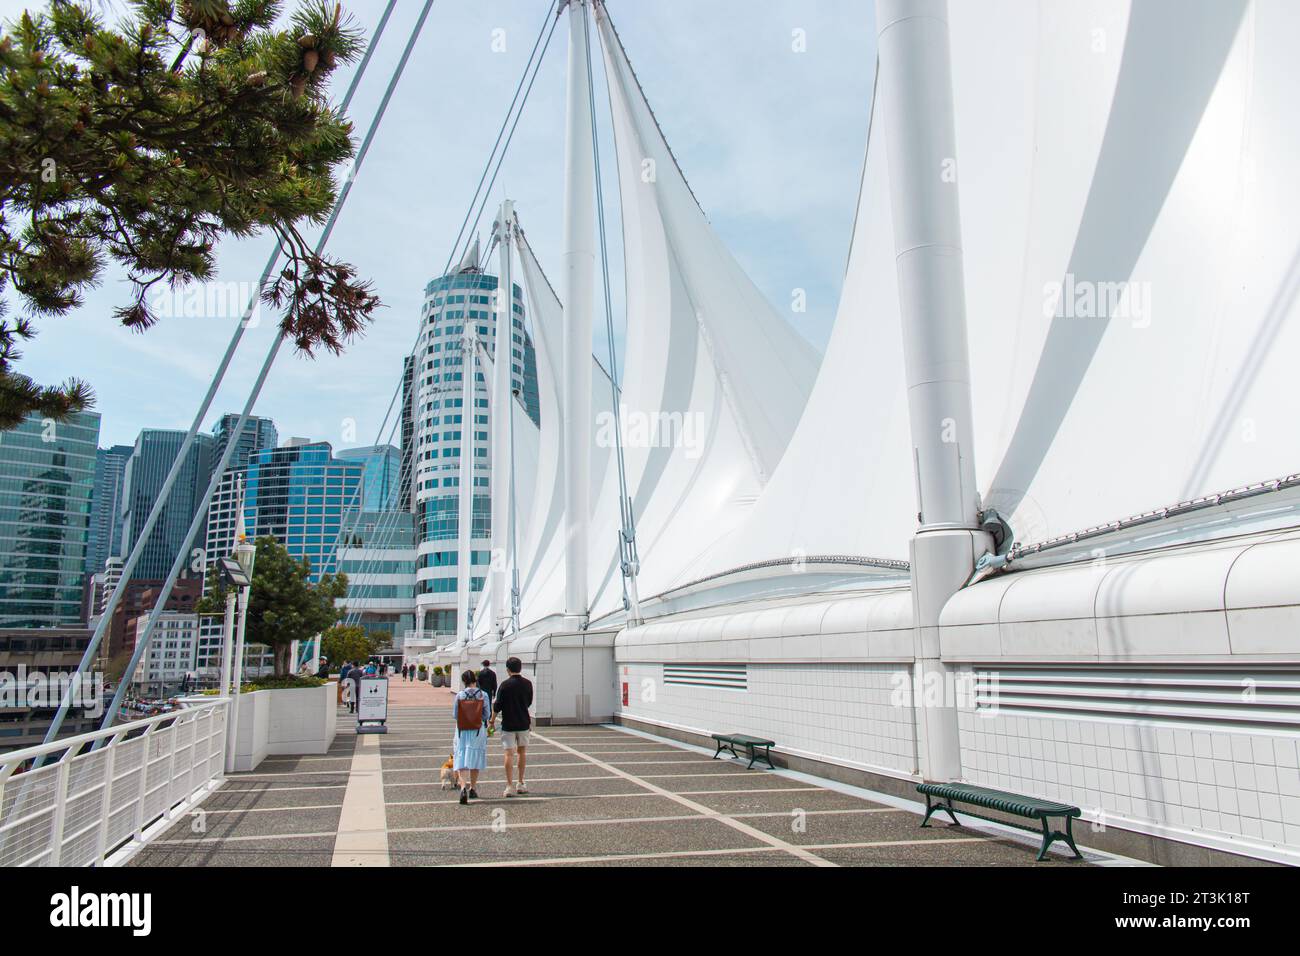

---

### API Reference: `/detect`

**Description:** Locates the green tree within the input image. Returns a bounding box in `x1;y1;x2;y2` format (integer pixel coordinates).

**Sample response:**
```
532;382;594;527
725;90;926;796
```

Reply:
320;622;375;668
196;535;347;676
0;0;381;428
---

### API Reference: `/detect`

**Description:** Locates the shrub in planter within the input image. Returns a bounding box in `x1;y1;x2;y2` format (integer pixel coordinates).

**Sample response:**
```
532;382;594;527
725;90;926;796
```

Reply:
417;665;428;681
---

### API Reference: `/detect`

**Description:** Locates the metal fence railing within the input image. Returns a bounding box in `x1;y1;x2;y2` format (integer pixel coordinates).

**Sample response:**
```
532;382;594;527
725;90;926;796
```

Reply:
0;699;229;867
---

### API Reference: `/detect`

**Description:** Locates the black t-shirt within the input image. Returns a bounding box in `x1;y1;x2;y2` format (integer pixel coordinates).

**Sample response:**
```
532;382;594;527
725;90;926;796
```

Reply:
492;674;533;732
477;667;498;696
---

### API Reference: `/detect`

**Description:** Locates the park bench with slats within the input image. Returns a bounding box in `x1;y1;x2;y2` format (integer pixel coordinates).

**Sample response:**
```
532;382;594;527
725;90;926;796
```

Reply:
917;782;1084;861
712;733;776;769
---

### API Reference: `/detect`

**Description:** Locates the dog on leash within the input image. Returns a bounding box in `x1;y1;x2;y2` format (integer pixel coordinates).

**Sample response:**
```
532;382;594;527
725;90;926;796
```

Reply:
439;755;456;790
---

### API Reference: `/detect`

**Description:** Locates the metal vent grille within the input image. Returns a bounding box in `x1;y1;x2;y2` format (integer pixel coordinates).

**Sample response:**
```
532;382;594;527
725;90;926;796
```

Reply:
663;663;747;691
974;667;1300;731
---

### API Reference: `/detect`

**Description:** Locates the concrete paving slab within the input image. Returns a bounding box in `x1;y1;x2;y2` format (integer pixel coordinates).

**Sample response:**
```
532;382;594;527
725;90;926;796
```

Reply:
388;816;769;866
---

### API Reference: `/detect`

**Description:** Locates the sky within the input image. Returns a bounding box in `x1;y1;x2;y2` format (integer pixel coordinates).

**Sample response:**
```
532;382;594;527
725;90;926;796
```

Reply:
5;0;878;450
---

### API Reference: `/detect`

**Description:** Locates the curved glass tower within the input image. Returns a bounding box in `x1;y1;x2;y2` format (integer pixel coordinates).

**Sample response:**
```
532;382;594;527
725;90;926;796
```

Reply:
410;261;539;637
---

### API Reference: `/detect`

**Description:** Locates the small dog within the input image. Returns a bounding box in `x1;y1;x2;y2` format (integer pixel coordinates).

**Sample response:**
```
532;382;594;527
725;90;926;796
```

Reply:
439;755;456;790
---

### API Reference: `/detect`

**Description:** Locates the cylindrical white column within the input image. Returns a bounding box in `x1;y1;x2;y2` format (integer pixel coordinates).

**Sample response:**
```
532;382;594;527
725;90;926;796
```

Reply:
561;0;595;626
491;201;516;637
877;0;980;533
876;0;989;782
455;327;477;641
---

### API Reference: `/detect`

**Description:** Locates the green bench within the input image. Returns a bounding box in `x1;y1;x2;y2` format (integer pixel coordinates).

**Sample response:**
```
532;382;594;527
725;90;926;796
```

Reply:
712;733;776;770
917;782;1084;862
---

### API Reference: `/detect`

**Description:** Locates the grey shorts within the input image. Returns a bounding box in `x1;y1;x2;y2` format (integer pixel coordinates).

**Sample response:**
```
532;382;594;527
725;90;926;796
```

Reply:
501;730;531;751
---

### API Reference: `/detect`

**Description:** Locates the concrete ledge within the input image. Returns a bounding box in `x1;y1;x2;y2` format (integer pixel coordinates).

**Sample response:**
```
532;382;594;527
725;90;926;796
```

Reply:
613;714;1281;867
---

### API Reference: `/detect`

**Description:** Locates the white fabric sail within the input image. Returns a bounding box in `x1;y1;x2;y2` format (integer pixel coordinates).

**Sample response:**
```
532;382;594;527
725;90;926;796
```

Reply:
581;6;819;613
953;0;1297;545
513;228;566;600
682;71;917;576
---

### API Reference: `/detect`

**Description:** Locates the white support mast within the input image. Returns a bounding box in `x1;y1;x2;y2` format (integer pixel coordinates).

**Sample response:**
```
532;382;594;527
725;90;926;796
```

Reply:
454;328;478;643
561;0;596;628
876;0;990;781
490;200;516;638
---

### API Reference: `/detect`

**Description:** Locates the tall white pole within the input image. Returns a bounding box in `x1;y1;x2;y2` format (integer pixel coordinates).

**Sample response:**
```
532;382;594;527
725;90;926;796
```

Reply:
491;200;516;637
876;0;989;782
455;327;478;642
561;0;595;628
219;592;236;695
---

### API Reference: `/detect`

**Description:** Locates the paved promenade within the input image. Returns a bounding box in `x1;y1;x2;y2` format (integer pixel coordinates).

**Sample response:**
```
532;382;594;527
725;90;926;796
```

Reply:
130;678;1100;867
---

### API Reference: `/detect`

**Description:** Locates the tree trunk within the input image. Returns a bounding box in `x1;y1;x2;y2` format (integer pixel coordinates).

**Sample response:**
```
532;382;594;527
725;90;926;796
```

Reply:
275;643;292;677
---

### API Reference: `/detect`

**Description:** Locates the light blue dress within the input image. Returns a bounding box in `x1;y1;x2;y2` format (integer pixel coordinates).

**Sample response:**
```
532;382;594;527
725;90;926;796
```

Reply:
452;687;489;772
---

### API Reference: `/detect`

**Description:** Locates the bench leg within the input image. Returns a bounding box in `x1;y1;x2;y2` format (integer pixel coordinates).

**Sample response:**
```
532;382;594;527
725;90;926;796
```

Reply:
1036;816;1085;862
1063;816;1084;860
713;742;724;761
920;796;961;828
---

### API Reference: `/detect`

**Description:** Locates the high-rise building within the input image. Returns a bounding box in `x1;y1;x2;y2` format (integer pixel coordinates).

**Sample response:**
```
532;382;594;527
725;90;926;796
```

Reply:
337;510;416;653
244;442;363;582
400;354;415;512
130;611;199;691
120;430;215;581
410;260;539;636
85;444;132;576
0;412;100;628
337;445;402;511
212;414;278;474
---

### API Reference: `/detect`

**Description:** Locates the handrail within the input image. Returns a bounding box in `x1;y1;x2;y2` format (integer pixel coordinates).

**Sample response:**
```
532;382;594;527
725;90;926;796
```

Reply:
1;698;228;769
0;698;229;867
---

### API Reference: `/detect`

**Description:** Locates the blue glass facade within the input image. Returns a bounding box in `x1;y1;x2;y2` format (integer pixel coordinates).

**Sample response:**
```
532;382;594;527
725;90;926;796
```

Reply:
0;412;100;627
121;430;215;581
85;443;132;575
244;443;363;581
337;445;401;511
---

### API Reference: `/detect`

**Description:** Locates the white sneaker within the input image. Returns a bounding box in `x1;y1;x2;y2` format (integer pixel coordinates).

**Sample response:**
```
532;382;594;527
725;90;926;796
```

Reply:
503;785;516;798
516;783;528;795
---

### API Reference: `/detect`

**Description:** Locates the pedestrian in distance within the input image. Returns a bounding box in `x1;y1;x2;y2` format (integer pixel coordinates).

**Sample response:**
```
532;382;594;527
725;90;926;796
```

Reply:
477;659;498;735
452;669;490;804
494;657;534;797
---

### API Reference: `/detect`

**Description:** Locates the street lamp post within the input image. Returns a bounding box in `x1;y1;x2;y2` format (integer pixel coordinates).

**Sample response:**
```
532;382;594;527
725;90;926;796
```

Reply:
224;478;257;773
219;591;237;695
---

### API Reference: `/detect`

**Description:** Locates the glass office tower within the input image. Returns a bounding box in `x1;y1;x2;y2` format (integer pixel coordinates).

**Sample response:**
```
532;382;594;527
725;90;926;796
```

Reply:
0;412;101;627
337;445;402;512
244;442;364;580
410;263;539;636
120;430;215;581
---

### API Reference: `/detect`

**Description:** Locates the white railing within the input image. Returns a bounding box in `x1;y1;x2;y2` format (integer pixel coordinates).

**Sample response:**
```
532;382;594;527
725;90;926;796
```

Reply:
0;699;229;867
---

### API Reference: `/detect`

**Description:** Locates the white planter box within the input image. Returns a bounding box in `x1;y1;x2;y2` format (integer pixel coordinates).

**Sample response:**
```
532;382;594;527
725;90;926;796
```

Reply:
228;682;338;772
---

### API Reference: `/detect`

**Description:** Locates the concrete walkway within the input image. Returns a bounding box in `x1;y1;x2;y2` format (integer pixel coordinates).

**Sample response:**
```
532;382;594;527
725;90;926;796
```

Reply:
130;678;1098;867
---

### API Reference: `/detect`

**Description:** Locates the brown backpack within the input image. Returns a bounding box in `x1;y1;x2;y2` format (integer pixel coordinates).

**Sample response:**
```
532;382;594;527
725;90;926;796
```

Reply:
456;690;484;732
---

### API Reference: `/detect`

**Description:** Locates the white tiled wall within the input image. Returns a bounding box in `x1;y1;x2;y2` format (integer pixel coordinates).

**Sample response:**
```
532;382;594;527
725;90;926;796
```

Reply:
957;707;1300;859
620;661;916;777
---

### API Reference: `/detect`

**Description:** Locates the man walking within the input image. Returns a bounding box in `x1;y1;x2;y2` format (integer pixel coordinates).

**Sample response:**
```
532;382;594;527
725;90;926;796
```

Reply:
493;657;533;797
477;659;498;716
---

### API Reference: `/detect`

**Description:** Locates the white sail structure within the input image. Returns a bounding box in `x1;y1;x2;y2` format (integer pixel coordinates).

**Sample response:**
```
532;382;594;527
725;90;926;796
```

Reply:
700;0;1300;573
471;5;821;633
579;7;819;613
952;0;1298;547
680;79;918;579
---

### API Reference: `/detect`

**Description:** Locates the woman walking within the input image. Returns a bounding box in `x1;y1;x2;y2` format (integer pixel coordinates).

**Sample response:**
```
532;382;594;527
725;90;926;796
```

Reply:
452;669;490;804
